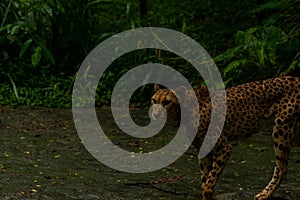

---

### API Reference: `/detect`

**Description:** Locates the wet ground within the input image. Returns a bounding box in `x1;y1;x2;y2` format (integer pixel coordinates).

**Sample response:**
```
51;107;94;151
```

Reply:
0;106;299;199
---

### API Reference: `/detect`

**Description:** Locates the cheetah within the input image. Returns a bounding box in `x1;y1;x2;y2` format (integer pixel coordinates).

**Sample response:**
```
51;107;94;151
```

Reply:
150;76;300;200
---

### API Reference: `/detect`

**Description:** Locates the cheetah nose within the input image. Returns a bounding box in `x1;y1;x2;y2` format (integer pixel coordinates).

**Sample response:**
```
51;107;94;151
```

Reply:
151;113;160;120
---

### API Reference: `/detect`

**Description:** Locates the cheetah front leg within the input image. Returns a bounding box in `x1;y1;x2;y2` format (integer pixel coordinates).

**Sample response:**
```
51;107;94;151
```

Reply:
201;140;232;200
199;152;213;185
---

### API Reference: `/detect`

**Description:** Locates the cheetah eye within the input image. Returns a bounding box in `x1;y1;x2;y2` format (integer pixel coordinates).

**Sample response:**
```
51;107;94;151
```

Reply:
162;100;171;106
152;98;157;104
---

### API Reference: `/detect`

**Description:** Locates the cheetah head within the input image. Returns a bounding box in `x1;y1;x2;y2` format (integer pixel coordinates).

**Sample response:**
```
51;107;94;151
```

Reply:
150;84;187;120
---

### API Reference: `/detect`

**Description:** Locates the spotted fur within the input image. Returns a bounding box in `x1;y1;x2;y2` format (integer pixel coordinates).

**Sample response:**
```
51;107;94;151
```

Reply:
151;76;300;200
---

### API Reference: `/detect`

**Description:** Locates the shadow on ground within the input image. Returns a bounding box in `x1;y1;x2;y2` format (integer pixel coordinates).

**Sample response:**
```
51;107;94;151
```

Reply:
0;106;299;199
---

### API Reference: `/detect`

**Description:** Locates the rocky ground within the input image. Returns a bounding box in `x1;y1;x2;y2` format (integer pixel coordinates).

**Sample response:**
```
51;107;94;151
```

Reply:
0;106;299;199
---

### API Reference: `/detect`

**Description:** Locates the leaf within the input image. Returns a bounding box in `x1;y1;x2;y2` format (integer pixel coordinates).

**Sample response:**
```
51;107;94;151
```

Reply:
214;46;242;62
9;23;23;35
42;47;55;65
31;46;42;67
223;59;247;77
19;39;33;58
7;74;19;100
0;24;12;32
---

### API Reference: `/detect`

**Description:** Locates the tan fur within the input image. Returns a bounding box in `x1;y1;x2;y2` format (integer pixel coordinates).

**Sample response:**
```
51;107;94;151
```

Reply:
151;76;300;200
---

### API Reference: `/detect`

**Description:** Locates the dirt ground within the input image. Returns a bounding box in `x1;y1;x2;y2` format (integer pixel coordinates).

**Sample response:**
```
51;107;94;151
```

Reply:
0;106;299;199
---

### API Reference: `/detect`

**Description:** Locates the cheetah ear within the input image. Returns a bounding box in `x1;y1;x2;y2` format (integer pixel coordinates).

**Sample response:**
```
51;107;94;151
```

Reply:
172;86;187;102
154;84;166;92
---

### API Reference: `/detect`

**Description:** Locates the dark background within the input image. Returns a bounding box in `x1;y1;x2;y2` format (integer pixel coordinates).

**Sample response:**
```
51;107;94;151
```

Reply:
0;0;299;107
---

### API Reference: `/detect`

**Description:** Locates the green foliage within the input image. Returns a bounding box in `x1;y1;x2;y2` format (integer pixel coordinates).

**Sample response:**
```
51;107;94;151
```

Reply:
0;76;73;108
0;0;134;107
0;0;299;107
0;0;55;68
253;0;300;68
215;26;288;85
252;0;300;33
215;0;300;86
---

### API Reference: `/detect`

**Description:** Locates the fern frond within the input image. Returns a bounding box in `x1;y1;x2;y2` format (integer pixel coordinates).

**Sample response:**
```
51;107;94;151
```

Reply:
251;1;283;14
223;59;248;77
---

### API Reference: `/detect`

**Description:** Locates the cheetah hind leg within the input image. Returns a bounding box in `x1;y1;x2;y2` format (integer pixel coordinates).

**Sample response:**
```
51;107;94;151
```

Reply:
254;123;294;200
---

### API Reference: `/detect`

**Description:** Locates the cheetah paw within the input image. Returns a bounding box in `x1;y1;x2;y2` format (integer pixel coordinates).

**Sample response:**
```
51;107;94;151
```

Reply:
254;192;269;200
